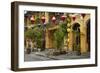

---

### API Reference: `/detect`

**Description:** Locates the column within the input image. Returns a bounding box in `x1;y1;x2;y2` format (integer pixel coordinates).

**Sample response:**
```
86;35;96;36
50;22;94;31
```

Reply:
45;30;50;49
80;23;87;54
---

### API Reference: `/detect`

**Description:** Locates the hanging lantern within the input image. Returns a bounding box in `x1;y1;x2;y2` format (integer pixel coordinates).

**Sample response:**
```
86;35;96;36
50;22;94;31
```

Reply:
67;23;71;27
51;16;56;23
72;15;76;21
30;16;35;24
41;16;45;24
61;15;66;21
81;13;86;18
68;34;70;37
67;38;70;42
67;28;71;32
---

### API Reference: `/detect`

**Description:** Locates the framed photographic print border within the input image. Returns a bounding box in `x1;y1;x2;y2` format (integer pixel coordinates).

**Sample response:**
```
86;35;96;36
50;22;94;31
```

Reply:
11;1;98;71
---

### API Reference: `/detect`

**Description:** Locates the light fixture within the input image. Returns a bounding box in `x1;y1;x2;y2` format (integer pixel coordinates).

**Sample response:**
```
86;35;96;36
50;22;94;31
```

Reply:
41;16;46;24
72;15;76;21
61;15;66;21
30;16;35;24
51;16;56;23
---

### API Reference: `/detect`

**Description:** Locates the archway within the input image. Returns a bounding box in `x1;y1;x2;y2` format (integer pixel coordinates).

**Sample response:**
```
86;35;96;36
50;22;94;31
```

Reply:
72;23;80;52
86;19;90;52
45;28;57;49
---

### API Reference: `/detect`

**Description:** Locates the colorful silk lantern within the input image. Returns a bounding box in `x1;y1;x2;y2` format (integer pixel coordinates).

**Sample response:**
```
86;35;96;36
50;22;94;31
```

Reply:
61;15;66;21
67;38;70;42
51;16;56;23
67;28;71;32
72;16;76;21
67;23;71;27
30;16;35;24
41;16;45;24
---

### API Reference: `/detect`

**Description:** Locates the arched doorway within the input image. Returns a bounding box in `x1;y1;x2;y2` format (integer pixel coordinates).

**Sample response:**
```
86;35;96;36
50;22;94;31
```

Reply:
45;28;57;49
72;23;80;52
86;20;90;52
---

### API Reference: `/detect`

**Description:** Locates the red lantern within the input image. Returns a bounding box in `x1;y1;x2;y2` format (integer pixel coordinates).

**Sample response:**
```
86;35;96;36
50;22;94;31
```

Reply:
52;16;56;23
81;14;86;18
72;16;76;21
41;16;45;24
30;16;35;24
61;15;66;21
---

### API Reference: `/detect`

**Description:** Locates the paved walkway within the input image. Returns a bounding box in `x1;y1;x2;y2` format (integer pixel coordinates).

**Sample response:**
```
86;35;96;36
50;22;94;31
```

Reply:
24;50;90;61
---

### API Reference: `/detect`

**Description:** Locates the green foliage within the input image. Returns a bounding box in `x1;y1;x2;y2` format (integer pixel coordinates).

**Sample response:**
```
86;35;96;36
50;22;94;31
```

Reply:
32;26;43;38
53;23;68;50
54;29;64;50
24;28;34;39
35;17;40;24
25;20;69;50
59;23;67;35
24;25;43;48
32;26;43;48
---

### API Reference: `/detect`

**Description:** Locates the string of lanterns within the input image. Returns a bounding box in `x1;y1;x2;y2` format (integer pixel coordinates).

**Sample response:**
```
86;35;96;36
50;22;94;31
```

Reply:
29;13;86;24
29;15;67;24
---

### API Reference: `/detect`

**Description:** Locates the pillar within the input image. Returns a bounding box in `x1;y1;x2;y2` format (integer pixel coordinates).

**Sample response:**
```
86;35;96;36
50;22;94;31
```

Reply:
45;12;49;23
45;30;50;48
68;30;73;51
80;24;87;54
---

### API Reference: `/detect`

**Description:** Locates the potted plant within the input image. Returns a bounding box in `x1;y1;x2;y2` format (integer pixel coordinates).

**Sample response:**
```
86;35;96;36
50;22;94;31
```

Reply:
53;23;67;56
32;25;44;51
24;28;34;54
